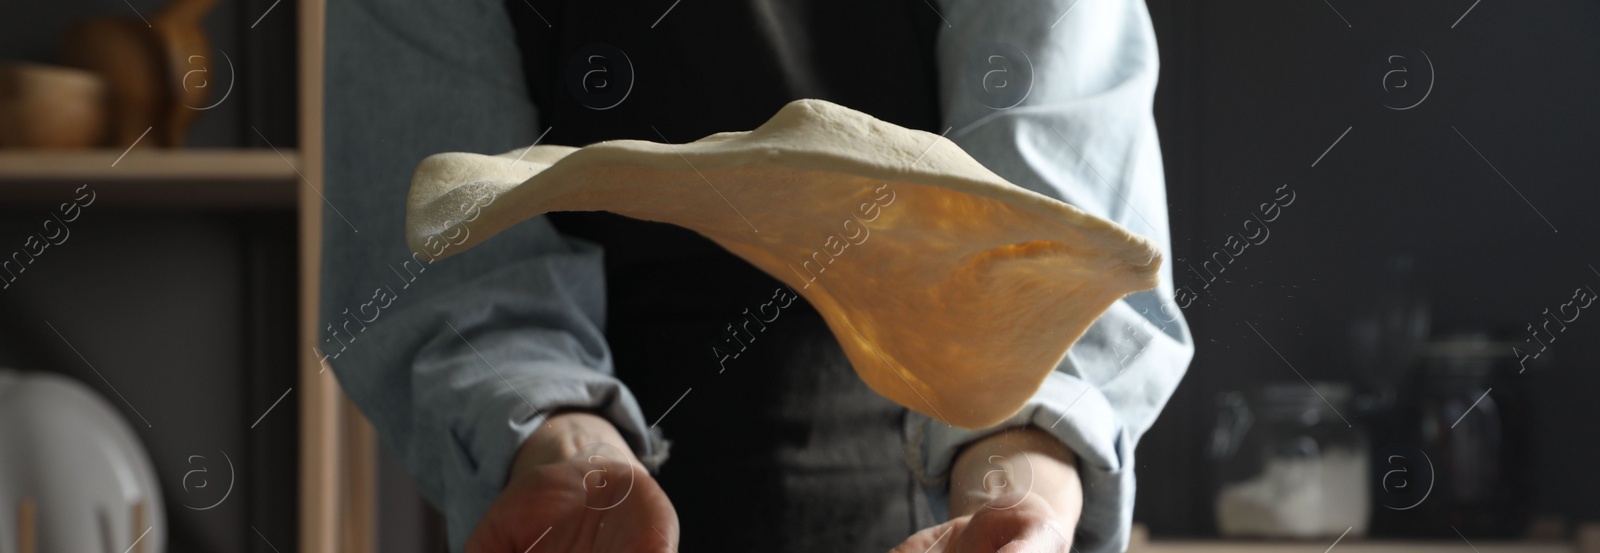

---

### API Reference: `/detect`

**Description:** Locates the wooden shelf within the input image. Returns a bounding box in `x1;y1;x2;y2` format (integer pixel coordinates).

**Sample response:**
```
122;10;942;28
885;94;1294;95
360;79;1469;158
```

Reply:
1128;525;1590;553
1131;540;1572;553
0;149;299;208
0;149;299;180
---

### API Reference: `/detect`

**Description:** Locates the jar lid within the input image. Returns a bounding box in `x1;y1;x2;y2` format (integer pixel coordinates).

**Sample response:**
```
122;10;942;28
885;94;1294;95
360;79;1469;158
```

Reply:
1417;332;1518;359
1253;381;1353;422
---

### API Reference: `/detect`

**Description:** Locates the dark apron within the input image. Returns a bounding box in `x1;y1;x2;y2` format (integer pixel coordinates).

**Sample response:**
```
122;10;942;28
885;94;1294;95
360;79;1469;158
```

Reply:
506;1;944;550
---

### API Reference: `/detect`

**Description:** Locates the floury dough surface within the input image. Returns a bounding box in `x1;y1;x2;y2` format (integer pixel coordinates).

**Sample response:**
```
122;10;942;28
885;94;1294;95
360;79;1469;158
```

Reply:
404;99;1163;429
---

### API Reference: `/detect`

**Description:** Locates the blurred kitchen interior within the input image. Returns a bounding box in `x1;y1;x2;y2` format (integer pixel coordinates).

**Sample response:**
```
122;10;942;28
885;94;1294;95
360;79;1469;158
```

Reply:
1;0;1597;552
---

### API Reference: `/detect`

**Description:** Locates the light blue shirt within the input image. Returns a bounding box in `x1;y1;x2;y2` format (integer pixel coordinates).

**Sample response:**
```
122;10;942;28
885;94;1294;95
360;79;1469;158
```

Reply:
322;1;1192;552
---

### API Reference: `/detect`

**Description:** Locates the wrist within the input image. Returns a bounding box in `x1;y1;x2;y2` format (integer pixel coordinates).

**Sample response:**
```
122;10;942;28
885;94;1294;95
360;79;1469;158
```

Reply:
948;426;1082;523
510;410;637;484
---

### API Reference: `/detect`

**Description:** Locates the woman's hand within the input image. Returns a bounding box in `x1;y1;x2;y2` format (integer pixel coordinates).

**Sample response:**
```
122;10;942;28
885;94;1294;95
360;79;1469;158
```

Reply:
465;411;680;553
891;492;1072;553
890;427;1083;553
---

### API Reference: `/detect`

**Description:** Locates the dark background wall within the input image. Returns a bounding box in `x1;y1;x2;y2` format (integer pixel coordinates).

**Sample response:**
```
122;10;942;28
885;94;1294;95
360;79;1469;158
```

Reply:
1139;0;1600;537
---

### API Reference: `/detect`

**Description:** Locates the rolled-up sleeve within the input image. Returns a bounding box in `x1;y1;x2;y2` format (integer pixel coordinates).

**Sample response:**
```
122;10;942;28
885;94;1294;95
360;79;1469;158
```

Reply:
332;240;670;551
323;1;666;550
905;1;1195;551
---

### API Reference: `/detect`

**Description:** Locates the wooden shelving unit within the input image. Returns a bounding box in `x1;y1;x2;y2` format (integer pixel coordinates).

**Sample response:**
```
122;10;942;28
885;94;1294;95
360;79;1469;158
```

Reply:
294;1;380;553
0;149;299;208
2;1;368;552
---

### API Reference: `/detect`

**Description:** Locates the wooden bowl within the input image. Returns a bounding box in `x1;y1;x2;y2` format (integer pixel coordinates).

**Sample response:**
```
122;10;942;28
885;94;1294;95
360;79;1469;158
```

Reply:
61;17;168;149
0;62;108;149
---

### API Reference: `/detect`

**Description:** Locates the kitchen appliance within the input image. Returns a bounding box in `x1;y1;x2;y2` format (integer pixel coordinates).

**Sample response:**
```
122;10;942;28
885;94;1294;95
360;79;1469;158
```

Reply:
0;370;165;553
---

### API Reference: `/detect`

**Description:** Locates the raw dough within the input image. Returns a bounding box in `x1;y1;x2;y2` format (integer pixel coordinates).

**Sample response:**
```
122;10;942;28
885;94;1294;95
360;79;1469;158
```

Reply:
405;99;1162;429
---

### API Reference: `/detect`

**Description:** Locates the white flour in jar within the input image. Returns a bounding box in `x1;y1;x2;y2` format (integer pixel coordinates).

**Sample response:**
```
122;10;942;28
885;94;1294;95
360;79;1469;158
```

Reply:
1216;448;1370;537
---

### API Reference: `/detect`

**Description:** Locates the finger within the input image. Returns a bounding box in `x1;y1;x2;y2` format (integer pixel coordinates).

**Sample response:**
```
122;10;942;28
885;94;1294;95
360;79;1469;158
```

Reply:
888;519;964;553
958;494;1069;553
463;530;488;553
463;522;505;553
645;522;679;553
1041;520;1075;552
992;521;1070;553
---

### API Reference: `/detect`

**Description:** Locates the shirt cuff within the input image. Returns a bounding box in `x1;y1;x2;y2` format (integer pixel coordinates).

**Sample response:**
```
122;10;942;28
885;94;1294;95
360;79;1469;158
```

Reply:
904;368;1134;553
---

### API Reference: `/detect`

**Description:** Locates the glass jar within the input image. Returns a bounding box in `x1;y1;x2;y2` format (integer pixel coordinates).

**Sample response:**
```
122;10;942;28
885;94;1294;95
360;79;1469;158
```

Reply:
1209;382;1371;538
1384;332;1525;538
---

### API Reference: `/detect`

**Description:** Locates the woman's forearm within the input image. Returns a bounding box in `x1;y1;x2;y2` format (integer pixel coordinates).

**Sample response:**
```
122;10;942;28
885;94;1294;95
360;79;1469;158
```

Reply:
947;426;1084;524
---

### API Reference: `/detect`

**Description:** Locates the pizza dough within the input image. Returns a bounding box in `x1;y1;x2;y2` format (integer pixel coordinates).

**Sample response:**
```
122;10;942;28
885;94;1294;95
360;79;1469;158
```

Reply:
405;99;1162;429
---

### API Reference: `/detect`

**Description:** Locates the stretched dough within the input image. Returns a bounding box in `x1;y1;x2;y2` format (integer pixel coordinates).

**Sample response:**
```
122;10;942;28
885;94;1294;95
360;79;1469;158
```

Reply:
405;99;1162;429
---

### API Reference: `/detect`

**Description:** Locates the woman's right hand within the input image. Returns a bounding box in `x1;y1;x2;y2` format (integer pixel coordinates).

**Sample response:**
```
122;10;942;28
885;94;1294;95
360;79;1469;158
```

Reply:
465;411;679;553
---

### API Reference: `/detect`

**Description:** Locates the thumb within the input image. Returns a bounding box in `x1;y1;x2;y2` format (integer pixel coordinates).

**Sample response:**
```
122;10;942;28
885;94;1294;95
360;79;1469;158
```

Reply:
889;520;961;553
463;523;505;553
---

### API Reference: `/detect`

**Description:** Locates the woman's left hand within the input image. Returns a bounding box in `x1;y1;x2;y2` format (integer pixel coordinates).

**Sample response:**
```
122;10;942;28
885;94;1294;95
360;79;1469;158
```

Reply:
889;491;1073;553
889;426;1083;553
